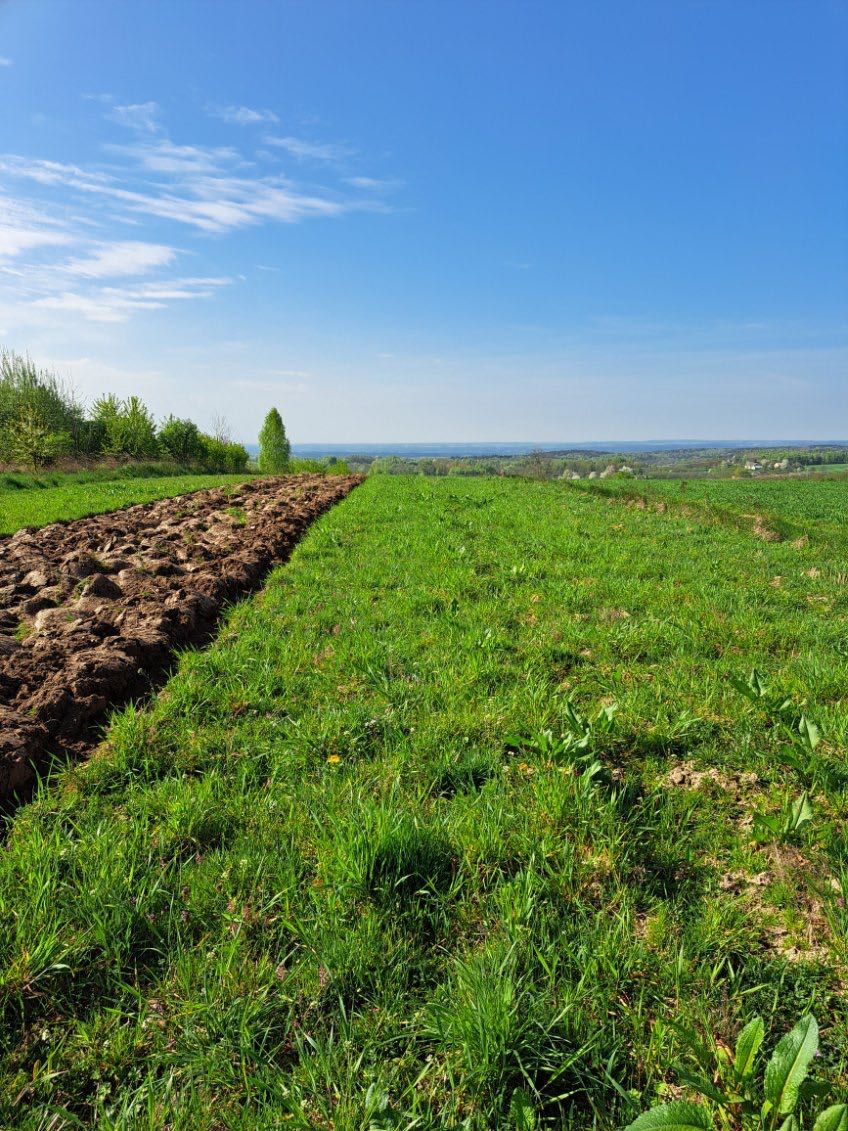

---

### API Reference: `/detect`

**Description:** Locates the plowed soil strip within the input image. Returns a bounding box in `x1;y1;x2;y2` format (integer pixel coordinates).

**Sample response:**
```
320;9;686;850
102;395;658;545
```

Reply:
0;474;361;799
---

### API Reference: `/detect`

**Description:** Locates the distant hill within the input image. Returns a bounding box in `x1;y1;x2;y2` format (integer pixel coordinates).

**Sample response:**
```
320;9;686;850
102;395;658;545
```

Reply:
243;440;848;459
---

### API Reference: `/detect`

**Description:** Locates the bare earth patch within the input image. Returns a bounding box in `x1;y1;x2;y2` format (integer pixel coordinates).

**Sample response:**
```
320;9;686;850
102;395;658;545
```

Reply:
721;845;842;966
0;474;361;798
666;760;759;800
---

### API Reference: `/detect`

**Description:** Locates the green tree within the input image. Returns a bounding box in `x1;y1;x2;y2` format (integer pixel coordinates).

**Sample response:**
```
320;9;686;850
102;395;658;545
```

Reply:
258;407;290;473
159;416;204;463
6;408;71;469
0;350;84;463
92;394;159;458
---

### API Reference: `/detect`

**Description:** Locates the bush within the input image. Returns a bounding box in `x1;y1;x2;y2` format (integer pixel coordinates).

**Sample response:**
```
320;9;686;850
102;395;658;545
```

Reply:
288;458;351;476
198;435;249;473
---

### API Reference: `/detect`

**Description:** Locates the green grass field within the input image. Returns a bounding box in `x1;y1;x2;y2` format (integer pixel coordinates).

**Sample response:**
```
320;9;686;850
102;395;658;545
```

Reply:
0;473;255;535
587;476;848;533
1;476;847;1127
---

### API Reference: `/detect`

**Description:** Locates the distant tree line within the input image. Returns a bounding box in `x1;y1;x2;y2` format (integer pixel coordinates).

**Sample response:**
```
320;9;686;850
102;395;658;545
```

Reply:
0;350;248;472
362;445;848;481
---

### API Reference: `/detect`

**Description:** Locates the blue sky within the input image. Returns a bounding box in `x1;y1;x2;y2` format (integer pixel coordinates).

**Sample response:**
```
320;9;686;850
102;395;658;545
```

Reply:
0;0;845;443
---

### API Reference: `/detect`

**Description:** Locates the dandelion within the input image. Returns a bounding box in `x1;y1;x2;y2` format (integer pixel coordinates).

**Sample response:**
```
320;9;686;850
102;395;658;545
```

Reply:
327;754;341;764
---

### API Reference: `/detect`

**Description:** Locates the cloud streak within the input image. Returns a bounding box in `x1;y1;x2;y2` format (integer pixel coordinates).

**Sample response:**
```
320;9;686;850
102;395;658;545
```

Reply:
265;135;354;162
31;276;231;323
61;240;178;278
1;140;379;233
0;196;74;259
211;104;279;125
108;101;162;133
0;101;396;330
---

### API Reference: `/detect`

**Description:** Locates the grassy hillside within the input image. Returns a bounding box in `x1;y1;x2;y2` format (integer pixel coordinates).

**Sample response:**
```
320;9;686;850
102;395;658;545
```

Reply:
581;476;848;532
1;476;846;1127
0;473;255;535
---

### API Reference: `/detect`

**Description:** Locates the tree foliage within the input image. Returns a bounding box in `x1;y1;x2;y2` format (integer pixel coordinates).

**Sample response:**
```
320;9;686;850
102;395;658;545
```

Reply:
0;348;250;473
159;416;204;463
0;350;84;466
258;407;291;473
91;395;159;459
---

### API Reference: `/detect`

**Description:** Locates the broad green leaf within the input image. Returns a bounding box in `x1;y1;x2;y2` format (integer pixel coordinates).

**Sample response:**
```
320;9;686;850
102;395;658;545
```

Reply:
786;792;813;834
777;1117;799;1131
763;1014;819;1115
734;1016;765;1080
814;1106;848;1131
623;1101;713;1131
798;715;821;750
509;1087;537;1131
750;669;769;697
597;702;619;728
730;672;763;702
753;813;781;840
365;1085;398;1130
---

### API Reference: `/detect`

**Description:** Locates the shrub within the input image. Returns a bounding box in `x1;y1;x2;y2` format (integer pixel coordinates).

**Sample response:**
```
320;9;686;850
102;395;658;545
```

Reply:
198;435;249;473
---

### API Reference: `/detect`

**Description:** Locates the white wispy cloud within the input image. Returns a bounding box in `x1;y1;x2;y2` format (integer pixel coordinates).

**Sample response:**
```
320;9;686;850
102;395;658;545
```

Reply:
108;101;162;133
211;104;279;125
0;57;13;67
32;276;230;322
345;176;400;191
2;152;362;233
0;156;115;191
61;240;178;278
0;103;396;329
0;196;74;259
107;138;242;175
265;135;354;162
0;225;72;258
